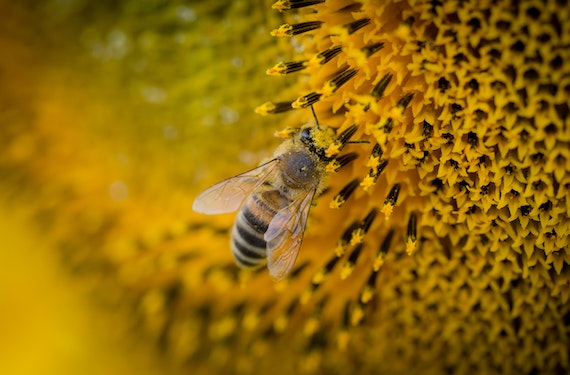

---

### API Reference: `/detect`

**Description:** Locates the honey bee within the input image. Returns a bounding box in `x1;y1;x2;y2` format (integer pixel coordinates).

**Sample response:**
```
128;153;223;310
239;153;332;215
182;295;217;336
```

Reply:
193;119;356;281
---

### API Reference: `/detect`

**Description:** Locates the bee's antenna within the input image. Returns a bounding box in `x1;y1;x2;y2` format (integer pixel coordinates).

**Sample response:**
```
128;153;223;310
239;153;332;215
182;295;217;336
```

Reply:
310;104;320;129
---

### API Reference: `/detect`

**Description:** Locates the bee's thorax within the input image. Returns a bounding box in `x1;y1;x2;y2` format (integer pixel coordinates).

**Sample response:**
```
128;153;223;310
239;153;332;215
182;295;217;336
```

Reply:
281;150;319;189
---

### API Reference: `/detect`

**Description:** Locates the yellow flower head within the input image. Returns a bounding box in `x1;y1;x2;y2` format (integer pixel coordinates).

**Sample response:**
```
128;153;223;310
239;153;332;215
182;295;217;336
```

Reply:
2;0;569;374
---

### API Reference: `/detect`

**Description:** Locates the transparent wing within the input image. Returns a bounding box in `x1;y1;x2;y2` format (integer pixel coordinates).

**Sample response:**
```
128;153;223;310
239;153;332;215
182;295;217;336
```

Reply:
265;189;316;281
192;159;280;215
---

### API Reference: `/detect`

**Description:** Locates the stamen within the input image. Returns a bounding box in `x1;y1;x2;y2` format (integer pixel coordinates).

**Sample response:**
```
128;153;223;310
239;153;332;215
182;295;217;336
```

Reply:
344;18;371;35
271;21;323;37
273;299;298;332
335;152;359;169
309;45;343;67
340;243;364;280
266;60;307;75
361;42;384;57
323;68;358;96
272;0;325;11
292;92;322;108
306;256;341;302
373;230;394;271
350;302;364;326
382;118;394;133
326;125;358;158
371;73;393;98
360;159;388;191
366;143;383;170
274;127;297;138
397;92;415;109
350;208;378;245
381;184;401;219
337;303;351;350
304;302;324;337
255;101;294;115
335;221;361;257
406;212;418;255
330;178;360;208
360;269;379;304
360;208;378;233
337;124;359;145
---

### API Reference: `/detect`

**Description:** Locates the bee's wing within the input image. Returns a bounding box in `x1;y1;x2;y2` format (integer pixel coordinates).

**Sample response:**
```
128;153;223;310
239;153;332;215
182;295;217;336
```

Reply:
264;189;316;281
192;159;280;215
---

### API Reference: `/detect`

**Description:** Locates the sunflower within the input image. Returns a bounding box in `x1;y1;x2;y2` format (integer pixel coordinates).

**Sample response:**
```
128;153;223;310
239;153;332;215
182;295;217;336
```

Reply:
0;0;568;374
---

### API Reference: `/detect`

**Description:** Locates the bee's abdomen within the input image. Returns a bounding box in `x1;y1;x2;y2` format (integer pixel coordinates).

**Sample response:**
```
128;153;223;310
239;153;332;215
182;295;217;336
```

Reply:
231;190;285;268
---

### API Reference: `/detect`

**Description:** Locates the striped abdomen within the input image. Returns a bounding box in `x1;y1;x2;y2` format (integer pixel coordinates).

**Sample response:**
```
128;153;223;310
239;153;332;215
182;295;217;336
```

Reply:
231;189;289;268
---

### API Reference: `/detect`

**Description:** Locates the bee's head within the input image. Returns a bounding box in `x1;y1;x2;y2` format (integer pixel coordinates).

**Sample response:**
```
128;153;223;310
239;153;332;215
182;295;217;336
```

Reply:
297;125;336;161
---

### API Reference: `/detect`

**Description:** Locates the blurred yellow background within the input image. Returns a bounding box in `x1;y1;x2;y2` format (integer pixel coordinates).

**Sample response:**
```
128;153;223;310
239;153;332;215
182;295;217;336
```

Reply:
0;1;286;374
0;212;165;375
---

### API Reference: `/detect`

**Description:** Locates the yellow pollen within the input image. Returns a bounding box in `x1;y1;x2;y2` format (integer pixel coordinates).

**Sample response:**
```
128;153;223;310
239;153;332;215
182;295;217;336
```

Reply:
381;203;394;219
360;285;375;304
329;195;345;209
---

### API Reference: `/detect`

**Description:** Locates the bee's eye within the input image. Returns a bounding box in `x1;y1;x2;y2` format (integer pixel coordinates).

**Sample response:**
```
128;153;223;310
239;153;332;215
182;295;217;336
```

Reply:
300;128;312;144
